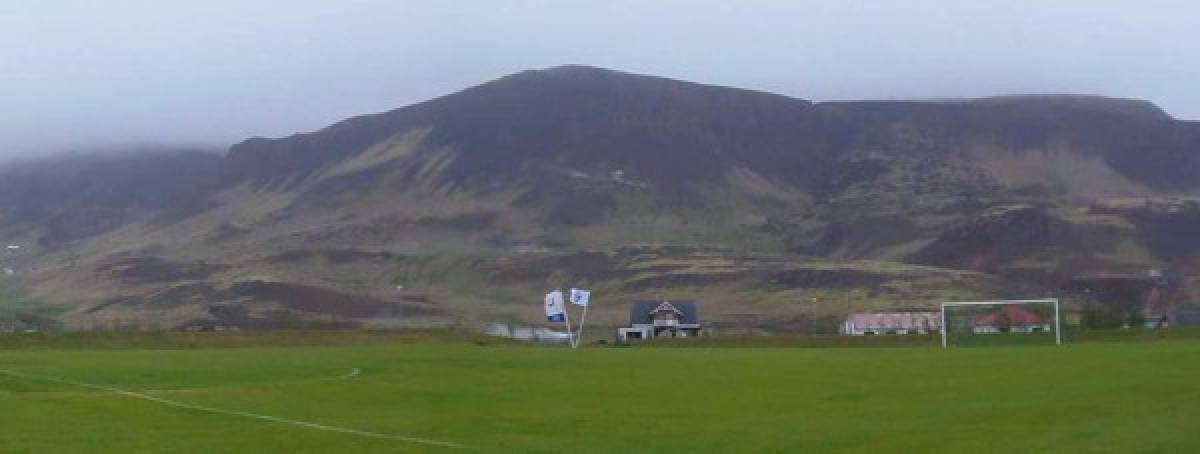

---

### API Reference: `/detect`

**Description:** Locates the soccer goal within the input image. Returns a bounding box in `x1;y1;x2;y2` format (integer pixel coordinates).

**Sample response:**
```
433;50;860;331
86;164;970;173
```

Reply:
940;299;1061;348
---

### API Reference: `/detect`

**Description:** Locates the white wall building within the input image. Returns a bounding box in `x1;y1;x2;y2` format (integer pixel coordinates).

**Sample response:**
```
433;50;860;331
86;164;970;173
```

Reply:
841;312;942;335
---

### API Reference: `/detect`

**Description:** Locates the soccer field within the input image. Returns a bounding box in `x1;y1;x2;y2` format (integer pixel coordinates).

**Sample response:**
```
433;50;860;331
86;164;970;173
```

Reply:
1;336;1198;452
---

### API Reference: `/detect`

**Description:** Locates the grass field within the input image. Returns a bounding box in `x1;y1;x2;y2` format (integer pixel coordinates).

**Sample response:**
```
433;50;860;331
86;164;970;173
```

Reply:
2;332;1199;452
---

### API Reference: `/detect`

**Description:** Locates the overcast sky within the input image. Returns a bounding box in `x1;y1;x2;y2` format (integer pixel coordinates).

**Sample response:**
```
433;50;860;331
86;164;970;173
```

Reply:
1;0;1197;155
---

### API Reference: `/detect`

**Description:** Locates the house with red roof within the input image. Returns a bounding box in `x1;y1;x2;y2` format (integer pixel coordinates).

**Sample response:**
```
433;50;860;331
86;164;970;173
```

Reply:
972;305;1051;334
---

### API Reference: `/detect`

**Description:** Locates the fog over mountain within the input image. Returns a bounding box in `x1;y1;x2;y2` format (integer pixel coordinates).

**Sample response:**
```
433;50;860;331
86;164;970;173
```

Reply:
2;0;1198;154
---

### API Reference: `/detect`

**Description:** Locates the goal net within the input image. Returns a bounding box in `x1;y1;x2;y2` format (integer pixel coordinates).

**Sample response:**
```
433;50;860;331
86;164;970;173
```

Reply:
941;299;1061;347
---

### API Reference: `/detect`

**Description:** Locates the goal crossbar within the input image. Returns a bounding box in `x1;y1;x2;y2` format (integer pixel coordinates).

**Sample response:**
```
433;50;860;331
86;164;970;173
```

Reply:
940;298;1061;348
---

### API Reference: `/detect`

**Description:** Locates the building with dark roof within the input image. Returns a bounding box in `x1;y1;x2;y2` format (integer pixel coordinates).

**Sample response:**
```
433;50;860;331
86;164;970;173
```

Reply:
618;300;701;341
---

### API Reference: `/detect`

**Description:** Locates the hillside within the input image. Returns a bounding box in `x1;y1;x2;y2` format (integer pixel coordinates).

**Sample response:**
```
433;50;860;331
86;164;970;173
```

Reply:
1;66;1198;330
0;150;222;248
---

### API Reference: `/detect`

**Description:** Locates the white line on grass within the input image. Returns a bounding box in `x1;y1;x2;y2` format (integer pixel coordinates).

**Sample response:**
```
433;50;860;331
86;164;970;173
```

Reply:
338;367;362;380
0;368;467;449
144;367;364;394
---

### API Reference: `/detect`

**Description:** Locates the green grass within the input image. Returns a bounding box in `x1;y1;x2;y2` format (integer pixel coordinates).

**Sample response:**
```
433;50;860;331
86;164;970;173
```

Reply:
2;333;1199;452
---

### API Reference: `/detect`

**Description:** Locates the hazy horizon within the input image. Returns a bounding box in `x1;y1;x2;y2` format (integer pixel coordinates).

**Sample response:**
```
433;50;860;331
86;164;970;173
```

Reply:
2;0;1197;155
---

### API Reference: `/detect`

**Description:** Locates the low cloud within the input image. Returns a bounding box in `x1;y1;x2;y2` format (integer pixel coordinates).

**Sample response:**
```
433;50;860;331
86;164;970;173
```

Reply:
1;0;1196;155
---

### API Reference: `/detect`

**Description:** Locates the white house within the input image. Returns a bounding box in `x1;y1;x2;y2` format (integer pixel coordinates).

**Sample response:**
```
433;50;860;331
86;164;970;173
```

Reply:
618;300;701;342
841;311;942;335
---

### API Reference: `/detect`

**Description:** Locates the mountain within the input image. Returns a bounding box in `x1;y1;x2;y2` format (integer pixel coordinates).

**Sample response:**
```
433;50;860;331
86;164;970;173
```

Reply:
1;66;1197;330
0;150;222;247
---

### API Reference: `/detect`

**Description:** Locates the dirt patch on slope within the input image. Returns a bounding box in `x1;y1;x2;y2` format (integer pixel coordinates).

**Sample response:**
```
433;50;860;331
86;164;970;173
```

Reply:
263;248;400;265
480;251;627;283
227;280;439;318
86;282;219;314
97;257;230;284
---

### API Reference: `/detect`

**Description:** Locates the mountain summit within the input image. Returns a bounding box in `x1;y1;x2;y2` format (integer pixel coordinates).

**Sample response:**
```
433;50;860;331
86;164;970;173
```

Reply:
227;65;1199;197
225;65;823;192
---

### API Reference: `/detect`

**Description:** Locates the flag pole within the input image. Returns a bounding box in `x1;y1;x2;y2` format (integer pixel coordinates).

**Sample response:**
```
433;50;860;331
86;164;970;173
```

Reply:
574;300;589;349
560;291;574;347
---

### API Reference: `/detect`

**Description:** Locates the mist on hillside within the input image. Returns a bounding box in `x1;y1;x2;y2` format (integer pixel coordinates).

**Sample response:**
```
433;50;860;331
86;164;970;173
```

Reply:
1;1;1198;155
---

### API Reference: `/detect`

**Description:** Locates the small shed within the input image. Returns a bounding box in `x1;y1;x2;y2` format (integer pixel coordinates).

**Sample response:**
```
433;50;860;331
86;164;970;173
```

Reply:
841;312;941;335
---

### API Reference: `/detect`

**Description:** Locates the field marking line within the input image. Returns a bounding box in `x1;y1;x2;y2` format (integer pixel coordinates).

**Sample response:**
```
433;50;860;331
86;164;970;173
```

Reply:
0;368;467;449
142;367;363;394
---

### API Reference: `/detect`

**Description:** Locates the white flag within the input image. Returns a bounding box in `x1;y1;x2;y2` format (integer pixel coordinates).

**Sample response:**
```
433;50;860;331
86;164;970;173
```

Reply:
569;288;590;307
544;290;565;322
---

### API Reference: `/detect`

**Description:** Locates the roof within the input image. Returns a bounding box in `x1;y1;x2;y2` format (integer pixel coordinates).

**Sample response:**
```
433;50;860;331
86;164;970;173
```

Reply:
974;305;1049;326
843;312;941;330
629;300;699;325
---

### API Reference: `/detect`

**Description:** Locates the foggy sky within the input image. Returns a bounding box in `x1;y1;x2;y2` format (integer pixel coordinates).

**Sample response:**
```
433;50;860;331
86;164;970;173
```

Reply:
2;0;1197;155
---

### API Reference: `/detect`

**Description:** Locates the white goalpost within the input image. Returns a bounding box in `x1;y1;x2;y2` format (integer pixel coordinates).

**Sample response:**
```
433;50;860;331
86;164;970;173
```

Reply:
940;299;1061;348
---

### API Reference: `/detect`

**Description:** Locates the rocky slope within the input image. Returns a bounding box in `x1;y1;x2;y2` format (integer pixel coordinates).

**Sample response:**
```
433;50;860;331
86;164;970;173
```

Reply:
1;66;1197;330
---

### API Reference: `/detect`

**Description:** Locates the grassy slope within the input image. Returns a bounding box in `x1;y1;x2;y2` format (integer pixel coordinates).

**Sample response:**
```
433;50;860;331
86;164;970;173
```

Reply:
2;337;1199;452
0;280;61;326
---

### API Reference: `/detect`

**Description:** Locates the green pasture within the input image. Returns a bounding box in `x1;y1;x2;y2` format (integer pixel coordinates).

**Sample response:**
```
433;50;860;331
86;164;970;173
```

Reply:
1;332;1198;452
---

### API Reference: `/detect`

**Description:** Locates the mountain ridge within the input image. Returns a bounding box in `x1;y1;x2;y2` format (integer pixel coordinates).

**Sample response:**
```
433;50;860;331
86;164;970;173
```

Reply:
1;65;1197;330
226;65;1199;195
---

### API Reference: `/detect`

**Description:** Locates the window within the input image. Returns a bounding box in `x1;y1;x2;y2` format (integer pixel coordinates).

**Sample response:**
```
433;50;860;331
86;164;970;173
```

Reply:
653;310;680;321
